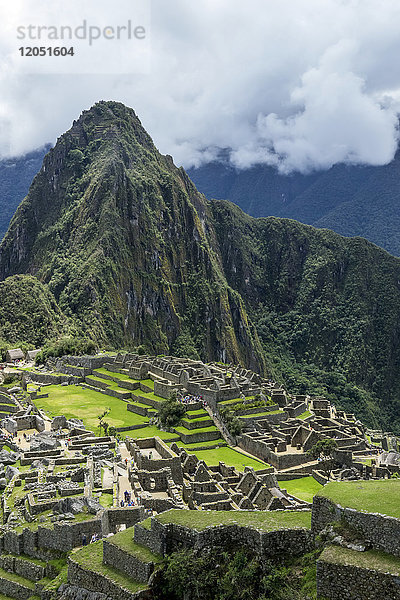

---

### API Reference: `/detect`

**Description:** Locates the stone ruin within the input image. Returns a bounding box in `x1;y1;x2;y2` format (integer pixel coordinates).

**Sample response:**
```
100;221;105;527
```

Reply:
125;436;310;512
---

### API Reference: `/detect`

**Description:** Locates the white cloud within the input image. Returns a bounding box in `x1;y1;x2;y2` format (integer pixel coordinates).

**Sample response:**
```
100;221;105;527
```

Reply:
0;0;399;173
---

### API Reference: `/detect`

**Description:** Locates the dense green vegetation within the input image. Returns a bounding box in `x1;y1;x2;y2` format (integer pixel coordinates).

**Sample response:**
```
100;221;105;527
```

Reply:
188;152;400;256
0;146;49;242
153;547;320;600
0;275;66;347
158;396;186;428
2;101;400;432
35;336;96;362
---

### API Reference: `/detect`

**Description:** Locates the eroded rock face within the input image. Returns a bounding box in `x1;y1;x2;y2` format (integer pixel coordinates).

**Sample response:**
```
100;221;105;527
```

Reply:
58;584;112;600
0;449;18;464
2;418;17;435
56;496;102;515
68;418;85;429
51;415;68;430
5;465;20;481
30;432;60;452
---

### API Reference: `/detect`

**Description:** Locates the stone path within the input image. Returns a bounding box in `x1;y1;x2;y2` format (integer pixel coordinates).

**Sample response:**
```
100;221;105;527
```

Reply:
118;442;133;505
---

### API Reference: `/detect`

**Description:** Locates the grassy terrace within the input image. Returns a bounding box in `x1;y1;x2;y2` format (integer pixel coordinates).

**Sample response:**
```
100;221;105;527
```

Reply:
94;368;132;381
320;546;400;574
0;566;35;590
32;385;149;431
240;409;283;418
174;425;219;435
87;376;128;392
31;382;269;470
190;447;270;471
181;416;212;425
282;476;322;503
140;379;154;389
172;439;227;449
298;410;312;419
71;541;147;593
151;509;311;531
127;426;180;441
317;479;400;518
107;527;162;563
131;390;165;403
186;409;208;417
218;396;258;407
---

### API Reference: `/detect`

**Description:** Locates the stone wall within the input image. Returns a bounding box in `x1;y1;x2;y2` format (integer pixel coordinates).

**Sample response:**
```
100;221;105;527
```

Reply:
106;507;145;533
0;403;17;413
238;434;307;469
0;573;33;599
1;519;102;556
134;523;165;556
317;548;400;599
24;372;82;385
177;429;221;444
134;516;314;560
127;404;149;417
103;539;156;583
312;495;400;557
0;554;45;581
67;553;150;600
311;470;328;485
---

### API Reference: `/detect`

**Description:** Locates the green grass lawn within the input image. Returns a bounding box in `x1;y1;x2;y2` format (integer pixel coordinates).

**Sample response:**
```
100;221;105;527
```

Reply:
320;546;400;574
140;379;154;389
185;409;208;417
99;493;114;508
174;425;219;435
172;439;227;449
127;426;180;442
107;527;161;562
152;509;311;531
318;479;400;518
298;410;312;419
239;409;282;419
188;446;270;471
71;541;147;593
282;476;322;502
131;390;165;403
94;368;134;382
32;385;149;432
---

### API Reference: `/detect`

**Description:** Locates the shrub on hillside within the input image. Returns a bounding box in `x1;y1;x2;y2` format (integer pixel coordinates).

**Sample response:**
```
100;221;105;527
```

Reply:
35;336;96;364
158;395;186;429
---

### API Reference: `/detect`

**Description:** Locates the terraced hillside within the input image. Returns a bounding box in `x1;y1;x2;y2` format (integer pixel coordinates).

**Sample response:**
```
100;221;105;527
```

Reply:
29;362;269;472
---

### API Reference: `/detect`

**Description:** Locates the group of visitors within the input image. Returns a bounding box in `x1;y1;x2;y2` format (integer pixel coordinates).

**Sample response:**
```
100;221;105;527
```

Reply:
177;393;208;408
82;533;101;546
120;489;135;507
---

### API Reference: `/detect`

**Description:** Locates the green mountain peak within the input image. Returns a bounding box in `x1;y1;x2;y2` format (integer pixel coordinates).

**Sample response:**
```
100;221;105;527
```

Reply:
1;101;400;431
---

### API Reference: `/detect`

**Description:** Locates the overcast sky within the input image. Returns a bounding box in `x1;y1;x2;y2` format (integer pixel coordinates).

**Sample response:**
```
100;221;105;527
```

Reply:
1;0;400;173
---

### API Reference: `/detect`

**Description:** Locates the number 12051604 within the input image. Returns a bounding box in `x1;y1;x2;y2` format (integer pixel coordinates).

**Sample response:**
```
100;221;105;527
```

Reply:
19;47;75;57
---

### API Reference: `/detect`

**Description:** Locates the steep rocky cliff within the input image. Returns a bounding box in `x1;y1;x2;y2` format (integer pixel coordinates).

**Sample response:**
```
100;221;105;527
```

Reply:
0;102;264;371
